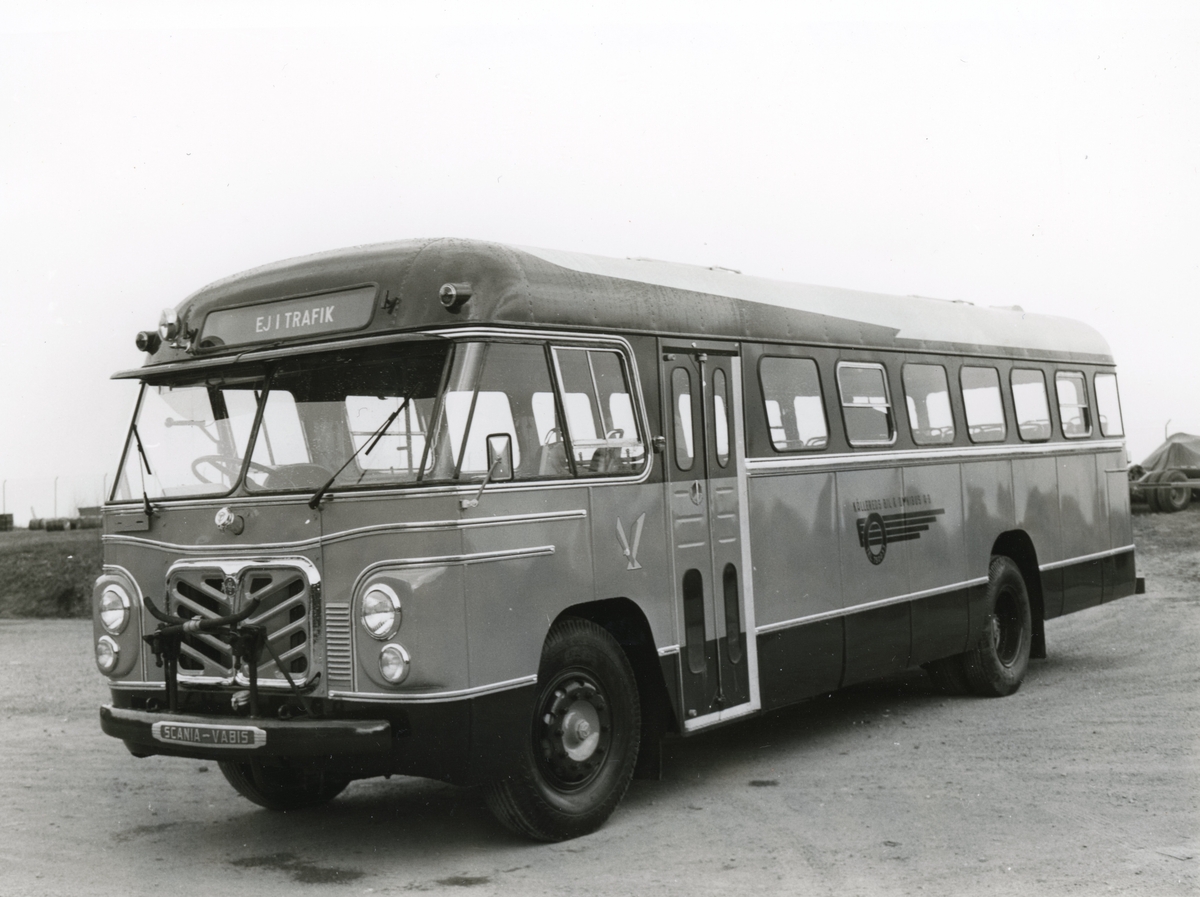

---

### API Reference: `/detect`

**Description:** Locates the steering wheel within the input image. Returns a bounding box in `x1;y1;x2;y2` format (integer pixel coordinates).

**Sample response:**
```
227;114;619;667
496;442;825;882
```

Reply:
191;455;273;484
543;427;562;445
605;428;624;440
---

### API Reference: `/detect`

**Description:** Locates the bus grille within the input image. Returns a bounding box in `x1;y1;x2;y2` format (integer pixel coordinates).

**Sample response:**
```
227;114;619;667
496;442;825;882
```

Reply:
325;605;353;688
169;564;314;687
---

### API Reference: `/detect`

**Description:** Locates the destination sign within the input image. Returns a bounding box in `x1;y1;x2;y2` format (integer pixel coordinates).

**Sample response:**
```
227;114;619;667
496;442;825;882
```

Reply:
200;285;377;348
151;720;267;749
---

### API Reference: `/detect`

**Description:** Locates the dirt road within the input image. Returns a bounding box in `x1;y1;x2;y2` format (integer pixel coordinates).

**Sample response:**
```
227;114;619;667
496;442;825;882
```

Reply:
0;513;1196;896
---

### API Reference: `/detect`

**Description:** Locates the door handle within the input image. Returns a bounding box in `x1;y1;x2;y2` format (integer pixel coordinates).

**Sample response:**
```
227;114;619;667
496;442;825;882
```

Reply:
690;480;704;505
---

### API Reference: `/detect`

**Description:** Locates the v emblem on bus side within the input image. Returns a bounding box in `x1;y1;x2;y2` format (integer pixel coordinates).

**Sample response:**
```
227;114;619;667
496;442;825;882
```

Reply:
616;513;646;571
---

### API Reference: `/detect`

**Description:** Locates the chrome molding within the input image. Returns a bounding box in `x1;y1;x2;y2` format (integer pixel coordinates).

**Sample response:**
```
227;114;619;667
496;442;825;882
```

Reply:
756;576;991;636
329;673;538;704
103;510;586;556
746;439;1127;476
1039;544;1135;572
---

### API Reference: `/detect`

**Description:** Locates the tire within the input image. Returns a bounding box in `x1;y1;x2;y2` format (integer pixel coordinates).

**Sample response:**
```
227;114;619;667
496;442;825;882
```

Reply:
923;655;971;695
1144;470;1165;513
1159;469;1192;513
486;617;641;842
963;556;1032;698
218;760;349;811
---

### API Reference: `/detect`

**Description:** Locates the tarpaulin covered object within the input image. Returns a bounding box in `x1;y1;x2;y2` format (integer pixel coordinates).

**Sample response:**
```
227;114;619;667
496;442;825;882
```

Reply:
1139;433;1200;475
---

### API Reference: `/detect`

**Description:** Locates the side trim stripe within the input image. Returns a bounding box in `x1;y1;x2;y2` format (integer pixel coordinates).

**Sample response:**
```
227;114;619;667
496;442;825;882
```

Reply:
329;674;538;704
102;510;584;555
1039;544;1135;571
756;576;989;635
755;544;1137;636
746;439;1126;475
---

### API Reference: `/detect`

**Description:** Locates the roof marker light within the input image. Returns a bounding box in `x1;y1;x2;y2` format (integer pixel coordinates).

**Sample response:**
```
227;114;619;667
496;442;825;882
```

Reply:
159;308;180;341
439;283;472;312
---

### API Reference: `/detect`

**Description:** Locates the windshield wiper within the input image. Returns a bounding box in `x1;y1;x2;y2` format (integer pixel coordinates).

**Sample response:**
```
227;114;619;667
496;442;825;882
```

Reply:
131;423;157;518
308;396;411;510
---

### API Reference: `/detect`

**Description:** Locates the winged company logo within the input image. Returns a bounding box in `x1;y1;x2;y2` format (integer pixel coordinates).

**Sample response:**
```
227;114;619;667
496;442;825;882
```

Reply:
616;513;646;571
855;507;945;565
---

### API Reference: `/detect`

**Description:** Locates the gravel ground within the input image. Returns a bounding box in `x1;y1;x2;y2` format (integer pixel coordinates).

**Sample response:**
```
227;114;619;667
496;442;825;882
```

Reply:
0;509;1196;896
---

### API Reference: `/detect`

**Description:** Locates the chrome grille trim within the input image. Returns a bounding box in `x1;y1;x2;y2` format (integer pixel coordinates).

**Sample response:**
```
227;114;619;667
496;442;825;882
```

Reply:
325;605;353;688
167;560;315;689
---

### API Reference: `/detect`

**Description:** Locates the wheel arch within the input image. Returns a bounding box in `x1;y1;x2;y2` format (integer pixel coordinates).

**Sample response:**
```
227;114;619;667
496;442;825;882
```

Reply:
990;530;1046;659
555;597;680;760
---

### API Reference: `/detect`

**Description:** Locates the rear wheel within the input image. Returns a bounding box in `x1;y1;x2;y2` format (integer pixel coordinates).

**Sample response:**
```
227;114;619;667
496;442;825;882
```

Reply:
963;556;1032;697
218;760;349;811
486;617;641;841
1160;469;1192;513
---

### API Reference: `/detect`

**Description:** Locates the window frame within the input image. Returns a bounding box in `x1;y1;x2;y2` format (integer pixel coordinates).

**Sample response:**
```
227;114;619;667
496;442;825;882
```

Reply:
959;365;1008;444
1010;367;1052;443
1055;370;1093;439
901;362;956;446
1093;371;1124;438
757;355;830;453
836;361;897;448
550;343;650;479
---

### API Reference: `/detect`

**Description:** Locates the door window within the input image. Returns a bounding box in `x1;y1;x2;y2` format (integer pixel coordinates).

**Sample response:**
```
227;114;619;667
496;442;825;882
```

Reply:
553;347;646;476
672;367;694;472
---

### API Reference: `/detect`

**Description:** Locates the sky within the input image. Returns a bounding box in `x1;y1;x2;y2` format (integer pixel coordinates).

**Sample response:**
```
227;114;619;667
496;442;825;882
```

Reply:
1;1;1197;523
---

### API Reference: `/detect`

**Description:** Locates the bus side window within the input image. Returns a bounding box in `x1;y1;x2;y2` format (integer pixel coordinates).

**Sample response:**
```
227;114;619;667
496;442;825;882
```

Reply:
1011;368;1051;442
1094;372;1124;437
553;347;647;476
902;363;955;445
961;366;1007;443
1055;371;1092;438
759;357;828;451
837;362;894;446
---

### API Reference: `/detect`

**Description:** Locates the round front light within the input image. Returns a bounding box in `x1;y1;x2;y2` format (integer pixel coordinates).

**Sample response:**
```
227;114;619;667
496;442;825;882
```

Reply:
99;585;131;635
96;636;119;674
361;585;402;640
379;643;411;684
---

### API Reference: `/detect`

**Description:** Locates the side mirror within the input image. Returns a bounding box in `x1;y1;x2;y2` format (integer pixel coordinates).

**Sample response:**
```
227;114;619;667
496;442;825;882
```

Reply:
486;433;514;482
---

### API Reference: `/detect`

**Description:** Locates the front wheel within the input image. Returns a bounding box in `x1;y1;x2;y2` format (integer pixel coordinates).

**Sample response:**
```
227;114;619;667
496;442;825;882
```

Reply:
962;556;1032;697
486;617;641;841
218;760;349;811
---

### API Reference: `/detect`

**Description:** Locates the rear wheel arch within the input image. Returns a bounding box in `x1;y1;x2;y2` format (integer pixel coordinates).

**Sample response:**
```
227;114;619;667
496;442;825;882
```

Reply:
990;530;1046;659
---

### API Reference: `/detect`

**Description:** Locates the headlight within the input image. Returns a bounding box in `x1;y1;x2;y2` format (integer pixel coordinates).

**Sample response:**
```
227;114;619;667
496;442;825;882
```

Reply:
361;584;402;640
99;584;131;635
96;636;119;674
379;643;411;684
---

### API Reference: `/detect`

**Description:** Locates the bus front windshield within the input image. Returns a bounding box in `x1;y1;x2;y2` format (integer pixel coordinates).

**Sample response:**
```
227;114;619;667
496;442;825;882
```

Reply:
112;342;455;502
113;371;267;501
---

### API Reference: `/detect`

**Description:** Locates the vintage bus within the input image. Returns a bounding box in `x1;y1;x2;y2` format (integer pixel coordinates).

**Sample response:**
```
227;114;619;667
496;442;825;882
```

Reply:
95;238;1137;840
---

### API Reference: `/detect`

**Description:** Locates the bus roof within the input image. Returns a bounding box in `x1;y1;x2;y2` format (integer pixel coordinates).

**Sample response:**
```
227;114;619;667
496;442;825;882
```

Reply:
120;237;1113;377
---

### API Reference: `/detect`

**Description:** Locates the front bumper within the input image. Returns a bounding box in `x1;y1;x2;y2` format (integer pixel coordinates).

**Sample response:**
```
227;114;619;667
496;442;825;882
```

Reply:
100;704;392;760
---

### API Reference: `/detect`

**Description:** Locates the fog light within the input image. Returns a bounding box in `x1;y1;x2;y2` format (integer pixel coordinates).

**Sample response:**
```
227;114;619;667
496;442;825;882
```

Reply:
361;584;402;640
99;584;131;635
96;636;119;674
379;643;410;684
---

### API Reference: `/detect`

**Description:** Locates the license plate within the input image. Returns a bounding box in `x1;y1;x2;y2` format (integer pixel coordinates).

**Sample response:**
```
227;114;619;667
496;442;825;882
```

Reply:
151;721;267;749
